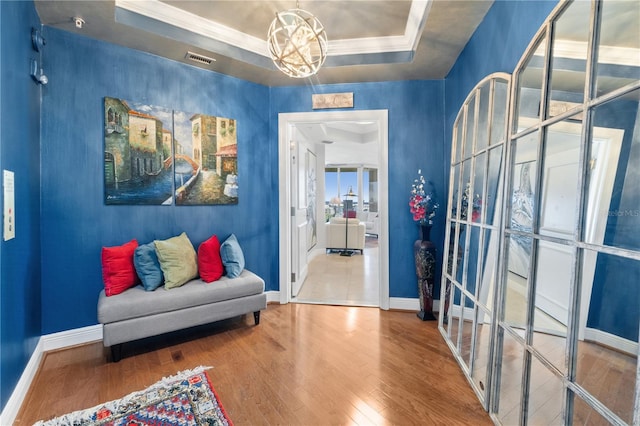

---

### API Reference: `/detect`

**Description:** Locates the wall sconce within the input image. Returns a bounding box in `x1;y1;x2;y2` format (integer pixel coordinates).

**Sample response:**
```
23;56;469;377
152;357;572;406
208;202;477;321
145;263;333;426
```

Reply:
30;59;48;85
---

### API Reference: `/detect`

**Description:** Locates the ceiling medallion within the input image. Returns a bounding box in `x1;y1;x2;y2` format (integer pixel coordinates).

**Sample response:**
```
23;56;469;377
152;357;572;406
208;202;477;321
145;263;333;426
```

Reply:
267;3;327;78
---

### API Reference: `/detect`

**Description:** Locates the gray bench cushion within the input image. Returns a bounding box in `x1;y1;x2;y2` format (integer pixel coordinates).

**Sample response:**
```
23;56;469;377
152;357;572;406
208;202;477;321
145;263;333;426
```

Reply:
98;269;264;324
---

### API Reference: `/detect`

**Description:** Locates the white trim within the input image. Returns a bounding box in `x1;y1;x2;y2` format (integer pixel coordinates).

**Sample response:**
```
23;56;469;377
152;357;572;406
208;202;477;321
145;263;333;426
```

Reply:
389;298;441;313
116;0;267;56
390;297;420;311
115;0;432;64
41;324;103;352
583;328;638;356
266;290;281;304
278;110;389;310
0;339;43;425
0;325;102;424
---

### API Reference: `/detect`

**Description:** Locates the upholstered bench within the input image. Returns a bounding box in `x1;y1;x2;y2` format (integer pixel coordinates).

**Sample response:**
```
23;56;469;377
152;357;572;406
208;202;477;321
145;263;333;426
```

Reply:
98;269;266;361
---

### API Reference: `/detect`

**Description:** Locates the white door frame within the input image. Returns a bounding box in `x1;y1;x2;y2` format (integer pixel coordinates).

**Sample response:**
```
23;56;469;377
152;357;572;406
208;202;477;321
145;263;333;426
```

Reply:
278;109;390;309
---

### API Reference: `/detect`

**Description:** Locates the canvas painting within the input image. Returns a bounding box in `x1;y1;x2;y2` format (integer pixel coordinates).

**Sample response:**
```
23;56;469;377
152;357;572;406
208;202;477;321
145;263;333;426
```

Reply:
104;97;174;205
104;97;238;205
173;110;238;205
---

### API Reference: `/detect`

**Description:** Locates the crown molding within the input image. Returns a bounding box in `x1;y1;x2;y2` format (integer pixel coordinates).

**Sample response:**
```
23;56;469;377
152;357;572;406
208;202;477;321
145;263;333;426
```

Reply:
115;0;433;68
116;0;268;56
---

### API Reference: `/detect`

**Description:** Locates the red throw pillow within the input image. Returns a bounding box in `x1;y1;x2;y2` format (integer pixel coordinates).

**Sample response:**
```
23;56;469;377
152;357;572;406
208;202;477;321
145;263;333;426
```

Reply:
344;210;356;218
101;239;139;296
198;235;224;283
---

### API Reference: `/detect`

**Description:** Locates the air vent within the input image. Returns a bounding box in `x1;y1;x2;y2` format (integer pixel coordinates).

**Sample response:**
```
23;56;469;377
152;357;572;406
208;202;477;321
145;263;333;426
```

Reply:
185;51;215;65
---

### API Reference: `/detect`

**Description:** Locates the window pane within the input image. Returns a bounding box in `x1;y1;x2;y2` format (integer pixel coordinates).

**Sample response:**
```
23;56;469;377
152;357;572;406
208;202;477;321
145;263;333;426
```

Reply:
516;35;548;131
532;240;571;372
471;307;492;399
474;153;486;224
477;83;490;152
490;80;509;146
540;117;582;238
509;132;538;279
595;0;640;98
340;168;358;211
548;0;590;112
486;146;503;225
585;89;640;252
366;168;378;212
573;393;613;425
526;355;565;425
461;303;474;368
464;96;476;159
496;330;524;425
325;168;340;218
454;117;464;164
465;226;481;295
505;235;531;338
576;249;638;424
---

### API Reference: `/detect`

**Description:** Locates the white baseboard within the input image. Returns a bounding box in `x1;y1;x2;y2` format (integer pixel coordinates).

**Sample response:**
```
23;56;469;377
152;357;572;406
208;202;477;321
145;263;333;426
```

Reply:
41;324;103;352
389;297;440;313
0;325;103;425
266;290;280;303
583;327;638;356
0;338;43;426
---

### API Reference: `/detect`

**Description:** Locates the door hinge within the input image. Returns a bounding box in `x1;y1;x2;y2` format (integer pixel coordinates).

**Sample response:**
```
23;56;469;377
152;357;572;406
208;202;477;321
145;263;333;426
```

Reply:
291;207;295;216
291;273;296;283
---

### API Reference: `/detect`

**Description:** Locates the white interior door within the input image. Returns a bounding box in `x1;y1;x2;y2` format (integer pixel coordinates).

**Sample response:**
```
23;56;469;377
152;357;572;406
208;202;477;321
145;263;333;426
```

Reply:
291;130;309;297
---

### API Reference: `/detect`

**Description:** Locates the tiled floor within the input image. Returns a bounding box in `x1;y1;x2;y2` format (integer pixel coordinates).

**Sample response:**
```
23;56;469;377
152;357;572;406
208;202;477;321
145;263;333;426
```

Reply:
294;236;379;306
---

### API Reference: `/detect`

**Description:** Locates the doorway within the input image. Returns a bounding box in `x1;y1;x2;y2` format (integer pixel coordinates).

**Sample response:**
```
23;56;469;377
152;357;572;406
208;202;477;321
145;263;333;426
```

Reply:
277;110;390;309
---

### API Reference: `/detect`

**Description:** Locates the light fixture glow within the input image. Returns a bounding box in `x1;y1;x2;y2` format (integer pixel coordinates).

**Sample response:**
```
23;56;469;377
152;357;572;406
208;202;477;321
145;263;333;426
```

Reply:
267;5;327;78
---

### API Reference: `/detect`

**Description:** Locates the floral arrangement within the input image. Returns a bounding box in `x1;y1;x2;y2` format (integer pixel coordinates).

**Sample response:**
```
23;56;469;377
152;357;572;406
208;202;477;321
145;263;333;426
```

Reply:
409;169;439;225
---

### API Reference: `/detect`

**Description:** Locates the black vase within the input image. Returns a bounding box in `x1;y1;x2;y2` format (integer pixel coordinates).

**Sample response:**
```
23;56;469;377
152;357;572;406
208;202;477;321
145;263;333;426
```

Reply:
415;224;436;321
420;224;432;242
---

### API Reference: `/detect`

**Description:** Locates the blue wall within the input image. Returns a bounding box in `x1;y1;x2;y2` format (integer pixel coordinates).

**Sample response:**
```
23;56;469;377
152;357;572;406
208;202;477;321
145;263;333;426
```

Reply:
0;0;42;409
40;28;272;334
270;81;445;298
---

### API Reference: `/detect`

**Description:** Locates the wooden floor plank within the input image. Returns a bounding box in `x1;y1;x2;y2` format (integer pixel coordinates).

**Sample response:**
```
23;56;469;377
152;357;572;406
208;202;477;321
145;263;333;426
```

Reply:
15;303;491;425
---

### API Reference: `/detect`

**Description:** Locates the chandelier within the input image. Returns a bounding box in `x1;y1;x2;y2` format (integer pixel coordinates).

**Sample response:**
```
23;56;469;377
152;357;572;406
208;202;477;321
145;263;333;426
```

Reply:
267;2;328;78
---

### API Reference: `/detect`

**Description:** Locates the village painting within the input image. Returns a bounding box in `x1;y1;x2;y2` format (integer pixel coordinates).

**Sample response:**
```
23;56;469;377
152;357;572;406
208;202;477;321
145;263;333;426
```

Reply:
104;97;238;205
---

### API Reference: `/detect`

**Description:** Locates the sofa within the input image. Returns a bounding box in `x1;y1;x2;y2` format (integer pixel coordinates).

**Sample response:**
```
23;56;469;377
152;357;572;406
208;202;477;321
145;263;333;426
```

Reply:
326;217;366;253
97;232;266;361
98;270;266;361
357;211;380;237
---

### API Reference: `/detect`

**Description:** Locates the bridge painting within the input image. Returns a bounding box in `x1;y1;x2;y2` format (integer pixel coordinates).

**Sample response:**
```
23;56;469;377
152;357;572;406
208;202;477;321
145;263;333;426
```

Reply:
173;109;238;205
104;97;238;205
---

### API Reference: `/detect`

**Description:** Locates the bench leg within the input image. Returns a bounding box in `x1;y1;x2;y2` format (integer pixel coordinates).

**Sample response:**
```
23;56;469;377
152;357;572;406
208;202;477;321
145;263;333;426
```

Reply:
253;311;261;325
111;344;122;363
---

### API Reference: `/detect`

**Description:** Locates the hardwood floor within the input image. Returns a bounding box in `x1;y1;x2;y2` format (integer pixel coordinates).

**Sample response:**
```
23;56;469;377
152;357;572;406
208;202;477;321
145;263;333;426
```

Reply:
16;303;491;425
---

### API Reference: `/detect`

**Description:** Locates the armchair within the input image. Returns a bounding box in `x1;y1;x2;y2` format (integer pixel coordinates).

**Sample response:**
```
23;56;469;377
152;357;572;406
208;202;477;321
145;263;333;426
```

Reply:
357;212;380;237
325;217;366;253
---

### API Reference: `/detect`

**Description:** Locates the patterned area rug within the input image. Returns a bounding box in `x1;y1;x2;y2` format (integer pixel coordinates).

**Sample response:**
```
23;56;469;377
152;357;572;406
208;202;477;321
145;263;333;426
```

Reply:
34;367;232;426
